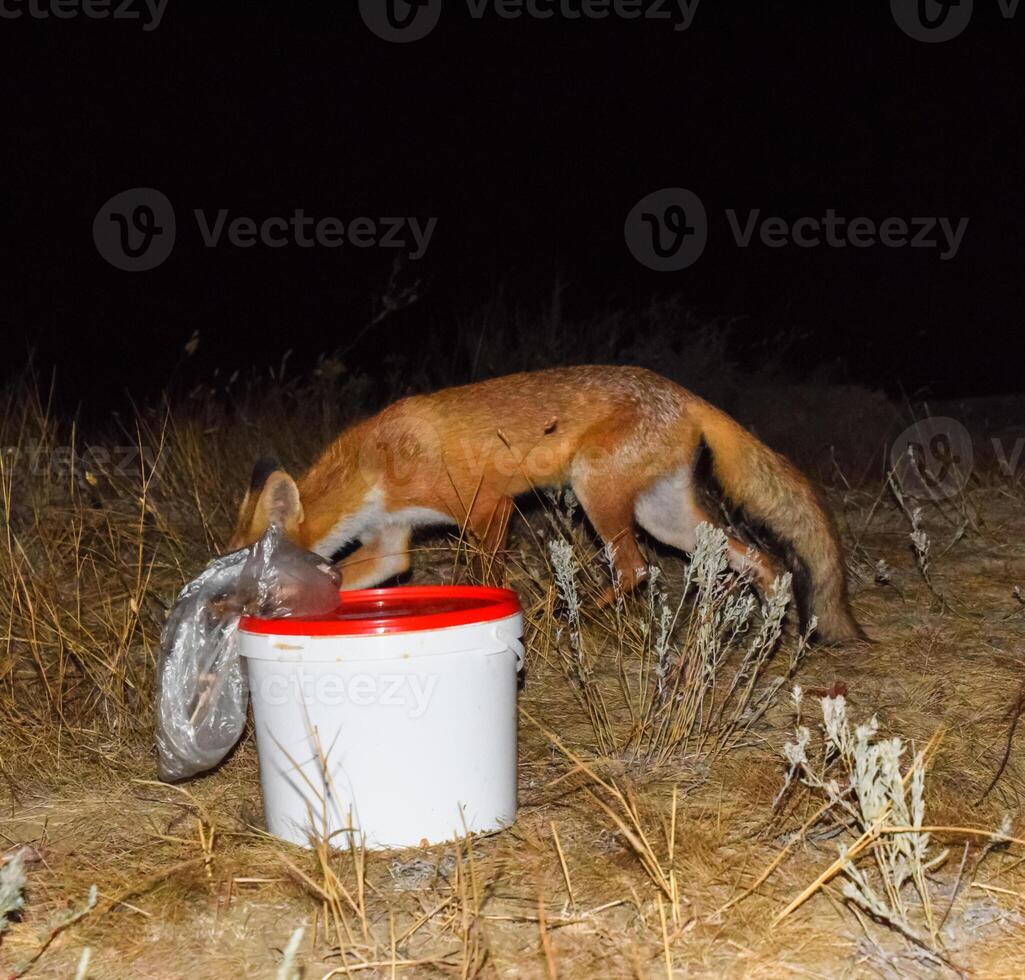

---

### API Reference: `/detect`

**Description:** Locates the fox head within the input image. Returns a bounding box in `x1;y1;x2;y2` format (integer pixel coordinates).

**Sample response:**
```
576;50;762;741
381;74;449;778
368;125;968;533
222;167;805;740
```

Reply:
228;457;304;551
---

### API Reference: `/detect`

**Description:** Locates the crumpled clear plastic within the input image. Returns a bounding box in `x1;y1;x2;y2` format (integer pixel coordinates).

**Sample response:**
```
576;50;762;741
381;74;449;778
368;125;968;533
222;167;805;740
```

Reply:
156;524;341;782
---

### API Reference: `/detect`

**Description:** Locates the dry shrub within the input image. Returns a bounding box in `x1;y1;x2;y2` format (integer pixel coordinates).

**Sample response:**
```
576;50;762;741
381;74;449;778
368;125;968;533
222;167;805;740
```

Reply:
542;511;811;764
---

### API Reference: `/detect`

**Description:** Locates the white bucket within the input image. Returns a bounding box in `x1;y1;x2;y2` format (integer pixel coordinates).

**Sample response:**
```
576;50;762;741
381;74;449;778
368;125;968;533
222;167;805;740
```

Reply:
238;586;523;850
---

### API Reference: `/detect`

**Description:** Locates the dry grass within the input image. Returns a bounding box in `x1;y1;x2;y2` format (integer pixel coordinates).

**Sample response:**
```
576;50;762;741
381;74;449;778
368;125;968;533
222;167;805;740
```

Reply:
2;374;1025;978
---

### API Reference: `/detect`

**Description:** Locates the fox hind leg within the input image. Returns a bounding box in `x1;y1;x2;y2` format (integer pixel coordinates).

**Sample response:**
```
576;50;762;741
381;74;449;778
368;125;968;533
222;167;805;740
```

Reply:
634;466;779;593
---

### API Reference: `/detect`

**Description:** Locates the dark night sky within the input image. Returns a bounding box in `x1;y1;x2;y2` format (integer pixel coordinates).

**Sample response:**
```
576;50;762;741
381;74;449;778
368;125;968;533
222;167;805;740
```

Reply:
2;2;1024;410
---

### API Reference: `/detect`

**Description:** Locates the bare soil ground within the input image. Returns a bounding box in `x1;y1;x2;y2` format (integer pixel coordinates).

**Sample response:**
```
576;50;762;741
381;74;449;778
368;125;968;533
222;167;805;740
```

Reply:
2;388;1024;979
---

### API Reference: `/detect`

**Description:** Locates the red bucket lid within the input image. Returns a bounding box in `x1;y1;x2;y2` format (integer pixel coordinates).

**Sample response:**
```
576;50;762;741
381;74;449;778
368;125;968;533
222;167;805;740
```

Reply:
239;585;522;637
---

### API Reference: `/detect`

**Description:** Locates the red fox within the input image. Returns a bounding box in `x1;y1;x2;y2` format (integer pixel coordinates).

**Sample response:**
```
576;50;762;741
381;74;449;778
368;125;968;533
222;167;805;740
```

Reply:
229;366;863;642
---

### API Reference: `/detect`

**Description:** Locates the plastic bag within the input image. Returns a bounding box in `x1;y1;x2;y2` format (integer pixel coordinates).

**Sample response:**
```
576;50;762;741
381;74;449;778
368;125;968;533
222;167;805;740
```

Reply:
156;524;341;782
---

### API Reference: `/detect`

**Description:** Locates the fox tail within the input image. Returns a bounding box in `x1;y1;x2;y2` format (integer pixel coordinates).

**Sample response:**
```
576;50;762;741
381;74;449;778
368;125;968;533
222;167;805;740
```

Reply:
696;406;865;643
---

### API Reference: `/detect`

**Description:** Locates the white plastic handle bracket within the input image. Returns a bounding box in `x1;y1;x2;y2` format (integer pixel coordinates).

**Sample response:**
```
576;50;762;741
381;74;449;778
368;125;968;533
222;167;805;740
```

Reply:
492;625;525;671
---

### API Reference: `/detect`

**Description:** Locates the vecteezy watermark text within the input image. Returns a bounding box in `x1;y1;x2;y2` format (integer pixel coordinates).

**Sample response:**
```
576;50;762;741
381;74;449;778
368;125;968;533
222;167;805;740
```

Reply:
462;0;699;29
256;670;438;718
2;442;161;488
0;0;169;30
725;209;969;260
625;187;970;271
193;208;436;257
93;188;438;271
358;0;699;42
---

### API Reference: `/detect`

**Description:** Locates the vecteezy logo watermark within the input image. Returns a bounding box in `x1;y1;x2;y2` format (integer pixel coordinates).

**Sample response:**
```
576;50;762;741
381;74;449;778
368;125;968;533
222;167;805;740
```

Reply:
359;0;700;41
624;188;707;271
891;0;1019;42
626;188;970;271
359;0;442;42
0;0;169;30
891;0;974;41
889;417;973;499
93;188;176;272
94;188;438;271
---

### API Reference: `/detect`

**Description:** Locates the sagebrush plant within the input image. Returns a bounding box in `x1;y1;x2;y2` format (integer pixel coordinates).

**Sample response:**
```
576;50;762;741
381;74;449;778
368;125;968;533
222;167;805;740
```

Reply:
644;524;803;765
546;507;811;764
1;851;27;934
547;536;616;753
779;692;949;948
884;441;972;610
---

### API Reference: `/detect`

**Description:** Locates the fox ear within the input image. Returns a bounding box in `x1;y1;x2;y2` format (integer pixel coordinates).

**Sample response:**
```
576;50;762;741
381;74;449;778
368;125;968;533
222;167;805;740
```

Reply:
255;471;303;531
228;460;303;550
